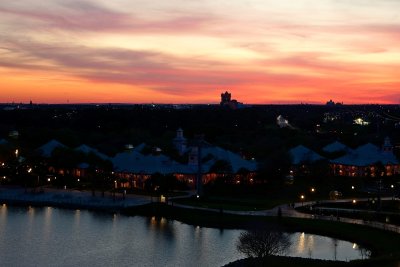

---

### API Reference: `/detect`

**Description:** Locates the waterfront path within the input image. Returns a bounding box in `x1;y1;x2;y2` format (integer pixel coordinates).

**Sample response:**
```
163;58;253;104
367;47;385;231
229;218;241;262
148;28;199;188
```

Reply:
1;186;399;234
0;187;151;211
170;197;400;234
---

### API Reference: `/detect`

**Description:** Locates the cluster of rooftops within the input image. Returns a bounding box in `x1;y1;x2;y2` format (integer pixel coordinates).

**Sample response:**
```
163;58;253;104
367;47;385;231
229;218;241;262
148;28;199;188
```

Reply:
2;133;398;175
289;138;399;167
36;138;258;175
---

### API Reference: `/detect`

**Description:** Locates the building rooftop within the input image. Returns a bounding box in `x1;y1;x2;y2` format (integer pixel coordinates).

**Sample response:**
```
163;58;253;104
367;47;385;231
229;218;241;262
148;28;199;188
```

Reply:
37;140;67;157
331;143;399;166
323;141;351;153
289;145;325;165
74;144;109;160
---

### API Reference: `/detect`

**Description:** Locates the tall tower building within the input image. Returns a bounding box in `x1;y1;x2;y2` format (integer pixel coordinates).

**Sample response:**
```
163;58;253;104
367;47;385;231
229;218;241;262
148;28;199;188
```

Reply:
220;91;231;105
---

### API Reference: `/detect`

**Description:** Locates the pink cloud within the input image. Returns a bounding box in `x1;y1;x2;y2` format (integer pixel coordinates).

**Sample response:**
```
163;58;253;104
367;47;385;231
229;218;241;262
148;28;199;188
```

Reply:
0;2;220;34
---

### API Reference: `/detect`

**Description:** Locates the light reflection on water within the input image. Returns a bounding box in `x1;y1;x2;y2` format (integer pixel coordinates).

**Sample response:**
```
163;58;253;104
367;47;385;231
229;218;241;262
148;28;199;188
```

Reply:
0;205;369;267
288;232;370;261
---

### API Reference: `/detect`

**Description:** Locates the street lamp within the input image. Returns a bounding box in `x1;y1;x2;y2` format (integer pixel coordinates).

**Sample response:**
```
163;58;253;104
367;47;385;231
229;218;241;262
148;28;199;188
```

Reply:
310;188;316;205
391;184;394;200
300;195;305;206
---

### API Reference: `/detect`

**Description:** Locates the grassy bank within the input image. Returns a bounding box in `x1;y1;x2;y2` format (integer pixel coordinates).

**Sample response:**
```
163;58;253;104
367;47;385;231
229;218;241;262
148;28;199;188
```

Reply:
297;200;400;225
173;196;289;210
223;256;399;267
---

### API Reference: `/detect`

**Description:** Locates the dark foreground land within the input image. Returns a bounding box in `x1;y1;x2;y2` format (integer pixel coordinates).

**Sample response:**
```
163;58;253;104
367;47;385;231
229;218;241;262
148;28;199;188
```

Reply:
223;255;398;267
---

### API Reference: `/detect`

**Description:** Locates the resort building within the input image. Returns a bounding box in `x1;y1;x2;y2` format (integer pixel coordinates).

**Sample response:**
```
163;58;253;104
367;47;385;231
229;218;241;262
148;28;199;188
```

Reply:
288;145;326;176
111;129;258;189
330;138;400;177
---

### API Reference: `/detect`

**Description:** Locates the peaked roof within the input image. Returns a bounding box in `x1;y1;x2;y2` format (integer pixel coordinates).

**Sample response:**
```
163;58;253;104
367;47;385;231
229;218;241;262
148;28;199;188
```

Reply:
323;141;351;153
331;143;399;166
132;143;146;153
112;150;189;174
74;144;109;160
37;140;67;157
200;146;258;172
354;143;380;154
289;145;325;165
112;144;257;174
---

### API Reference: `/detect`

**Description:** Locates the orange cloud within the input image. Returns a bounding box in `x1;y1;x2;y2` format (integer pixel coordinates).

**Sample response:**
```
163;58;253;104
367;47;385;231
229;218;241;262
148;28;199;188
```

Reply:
1;0;400;104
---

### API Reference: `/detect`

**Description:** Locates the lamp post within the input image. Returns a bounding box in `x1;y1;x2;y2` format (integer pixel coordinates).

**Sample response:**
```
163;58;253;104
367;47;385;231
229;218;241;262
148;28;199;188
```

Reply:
113;180;117;201
310;187;315;204
300;195;305;206
391;184;394;200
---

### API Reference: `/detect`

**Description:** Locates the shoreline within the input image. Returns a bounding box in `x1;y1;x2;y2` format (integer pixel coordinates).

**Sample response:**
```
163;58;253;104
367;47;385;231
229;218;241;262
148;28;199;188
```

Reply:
0;187;151;212
1;188;400;265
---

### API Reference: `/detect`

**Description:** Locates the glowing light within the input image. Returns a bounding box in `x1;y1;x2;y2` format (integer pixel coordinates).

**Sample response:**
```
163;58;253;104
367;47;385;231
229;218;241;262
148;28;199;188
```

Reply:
160;195;166;203
277;115;290;128
354;118;370;126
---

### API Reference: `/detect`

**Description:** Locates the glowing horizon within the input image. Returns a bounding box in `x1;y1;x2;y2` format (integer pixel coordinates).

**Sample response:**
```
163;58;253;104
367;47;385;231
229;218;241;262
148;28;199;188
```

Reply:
1;1;400;104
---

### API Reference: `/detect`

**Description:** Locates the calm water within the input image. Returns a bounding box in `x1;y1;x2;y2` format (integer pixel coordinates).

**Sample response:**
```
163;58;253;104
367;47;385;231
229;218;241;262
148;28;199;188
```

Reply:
0;205;368;267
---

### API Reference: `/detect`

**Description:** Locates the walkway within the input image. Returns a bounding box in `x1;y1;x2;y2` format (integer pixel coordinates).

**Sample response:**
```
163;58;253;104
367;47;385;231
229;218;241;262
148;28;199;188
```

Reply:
0;187;151;211
170;198;400;234
2;187;399;234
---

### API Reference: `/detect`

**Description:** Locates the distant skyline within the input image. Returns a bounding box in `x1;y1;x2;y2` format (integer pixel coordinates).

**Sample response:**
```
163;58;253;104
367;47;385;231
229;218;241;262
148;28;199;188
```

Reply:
1;0;400;104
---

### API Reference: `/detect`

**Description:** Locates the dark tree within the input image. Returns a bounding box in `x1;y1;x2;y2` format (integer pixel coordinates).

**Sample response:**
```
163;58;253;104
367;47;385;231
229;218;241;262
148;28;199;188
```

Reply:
257;150;292;182
237;226;292;259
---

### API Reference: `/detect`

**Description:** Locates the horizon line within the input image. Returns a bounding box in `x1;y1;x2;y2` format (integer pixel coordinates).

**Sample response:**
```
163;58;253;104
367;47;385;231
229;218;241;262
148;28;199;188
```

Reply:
0;101;398;106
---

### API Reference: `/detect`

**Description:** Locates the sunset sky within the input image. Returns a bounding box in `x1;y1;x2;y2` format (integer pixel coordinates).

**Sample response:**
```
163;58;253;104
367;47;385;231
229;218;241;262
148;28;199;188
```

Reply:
1;0;400;104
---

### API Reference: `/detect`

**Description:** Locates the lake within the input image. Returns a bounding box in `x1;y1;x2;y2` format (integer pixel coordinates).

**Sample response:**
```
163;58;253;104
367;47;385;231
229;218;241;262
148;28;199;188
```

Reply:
0;205;369;266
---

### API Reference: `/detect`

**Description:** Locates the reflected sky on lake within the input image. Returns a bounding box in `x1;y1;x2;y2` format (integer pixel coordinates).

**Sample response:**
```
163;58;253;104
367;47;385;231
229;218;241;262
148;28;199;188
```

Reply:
0;205;369;267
